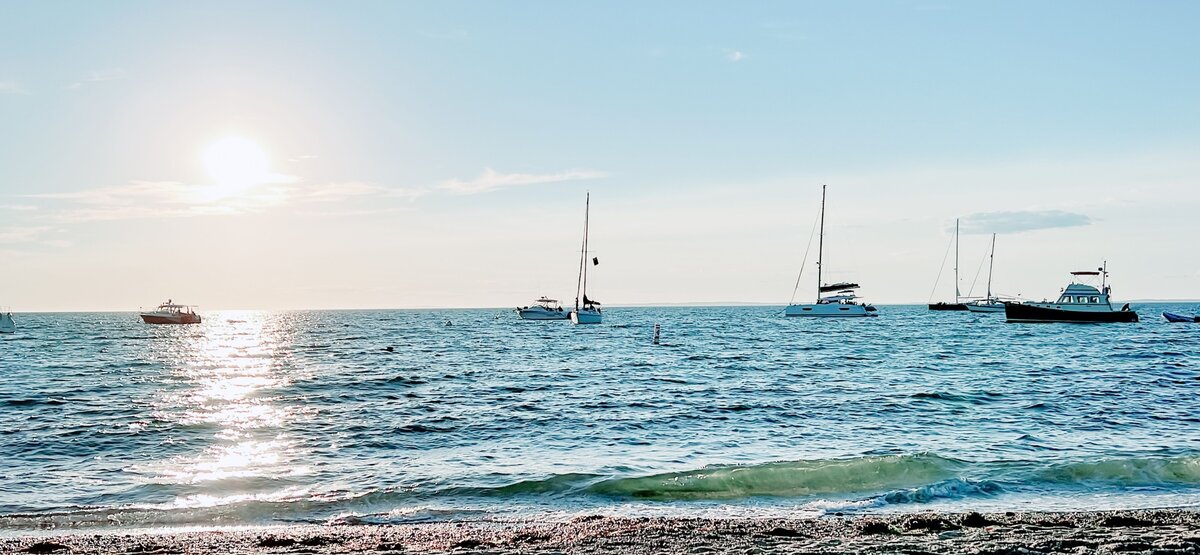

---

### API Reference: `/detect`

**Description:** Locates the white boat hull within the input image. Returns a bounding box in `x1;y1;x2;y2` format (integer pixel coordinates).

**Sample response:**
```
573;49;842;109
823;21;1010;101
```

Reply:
966;303;1005;313
516;307;569;320
0;313;14;334
571;308;602;324
785;303;877;317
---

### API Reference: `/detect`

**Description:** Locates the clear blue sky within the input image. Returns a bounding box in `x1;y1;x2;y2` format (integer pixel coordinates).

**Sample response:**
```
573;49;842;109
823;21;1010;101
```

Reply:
2;1;1198;310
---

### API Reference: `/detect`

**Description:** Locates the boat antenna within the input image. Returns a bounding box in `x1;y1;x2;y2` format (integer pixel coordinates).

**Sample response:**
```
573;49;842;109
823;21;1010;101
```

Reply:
787;193;822;305
1101;260;1107;293
815;184;826;303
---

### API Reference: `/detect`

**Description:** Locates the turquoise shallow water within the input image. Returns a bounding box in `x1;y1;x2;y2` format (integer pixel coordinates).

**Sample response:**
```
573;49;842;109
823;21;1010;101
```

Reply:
1;305;1199;531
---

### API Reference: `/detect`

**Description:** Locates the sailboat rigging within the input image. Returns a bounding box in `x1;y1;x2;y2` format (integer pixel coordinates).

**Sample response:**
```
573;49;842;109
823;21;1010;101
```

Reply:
784;186;877;318
571;192;602;325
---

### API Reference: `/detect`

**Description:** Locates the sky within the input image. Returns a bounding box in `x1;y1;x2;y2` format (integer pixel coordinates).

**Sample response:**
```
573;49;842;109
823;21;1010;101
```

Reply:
1;1;1198;311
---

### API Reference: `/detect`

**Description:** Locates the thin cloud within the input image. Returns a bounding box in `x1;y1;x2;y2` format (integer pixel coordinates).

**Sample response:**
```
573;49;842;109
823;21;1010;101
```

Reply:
0;81;30;95
28;178;398;222
959;210;1093;235
439;168;606;195
65;68;127;90
0;226;54;244
726;50;746;62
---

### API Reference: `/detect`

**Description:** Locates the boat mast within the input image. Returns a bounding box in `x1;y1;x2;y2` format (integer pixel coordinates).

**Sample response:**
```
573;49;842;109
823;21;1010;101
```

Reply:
954;218;960;304
575;193;589;311
986;233;996;302
815;185;826;303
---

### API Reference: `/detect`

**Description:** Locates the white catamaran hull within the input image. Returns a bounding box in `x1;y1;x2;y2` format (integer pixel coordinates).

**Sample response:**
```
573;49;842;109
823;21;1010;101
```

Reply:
516;307;569;320
785;304;877;317
571;308;602;324
966;303;1005;313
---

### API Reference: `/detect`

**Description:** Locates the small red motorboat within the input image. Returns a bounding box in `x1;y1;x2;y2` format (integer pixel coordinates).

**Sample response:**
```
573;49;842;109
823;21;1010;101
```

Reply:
140;300;202;324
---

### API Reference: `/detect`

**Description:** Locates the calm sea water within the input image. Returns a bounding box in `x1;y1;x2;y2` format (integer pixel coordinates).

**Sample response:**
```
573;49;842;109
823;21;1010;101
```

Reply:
2;305;1199;532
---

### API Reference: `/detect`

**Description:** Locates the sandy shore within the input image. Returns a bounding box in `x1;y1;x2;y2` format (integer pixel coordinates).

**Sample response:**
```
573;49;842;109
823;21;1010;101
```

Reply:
3;510;1199;554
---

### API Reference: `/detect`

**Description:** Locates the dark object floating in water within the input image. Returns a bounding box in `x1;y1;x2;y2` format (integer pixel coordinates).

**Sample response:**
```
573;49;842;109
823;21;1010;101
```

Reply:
384;346;394;352
928;302;969;311
1163;312;1199;323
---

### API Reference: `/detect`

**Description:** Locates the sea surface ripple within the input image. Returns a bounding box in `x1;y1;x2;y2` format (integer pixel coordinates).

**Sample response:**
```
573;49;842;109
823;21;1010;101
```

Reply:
1;305;1199;531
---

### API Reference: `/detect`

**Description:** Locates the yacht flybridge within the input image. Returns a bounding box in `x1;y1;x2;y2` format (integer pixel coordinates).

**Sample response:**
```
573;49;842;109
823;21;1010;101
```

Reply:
140;300;202;325
516;297;569;320
785;186;878;318
1004;263;1138;323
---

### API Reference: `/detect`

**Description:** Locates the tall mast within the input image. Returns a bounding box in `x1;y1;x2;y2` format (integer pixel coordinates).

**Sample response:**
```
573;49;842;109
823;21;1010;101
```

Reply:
986;233;996;301
815;185;826;303
575;192;590;311
954;218;960;304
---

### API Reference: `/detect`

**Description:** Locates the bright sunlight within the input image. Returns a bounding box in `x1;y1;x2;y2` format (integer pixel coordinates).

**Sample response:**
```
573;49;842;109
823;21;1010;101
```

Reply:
202;136;271;192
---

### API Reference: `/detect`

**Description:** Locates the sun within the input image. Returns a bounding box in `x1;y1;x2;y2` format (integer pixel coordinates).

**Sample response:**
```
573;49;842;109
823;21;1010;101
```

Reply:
202;136;270;190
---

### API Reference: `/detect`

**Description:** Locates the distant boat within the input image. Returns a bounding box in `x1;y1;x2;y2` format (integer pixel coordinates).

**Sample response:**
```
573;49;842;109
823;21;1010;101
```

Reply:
0;309;14;334
965;234;1004;313
140;300;202;325
571;193;602;325
785;185;878;318
928;219;967;311
1163;312;1199;323
516;297;569;320
1004;263;1138;323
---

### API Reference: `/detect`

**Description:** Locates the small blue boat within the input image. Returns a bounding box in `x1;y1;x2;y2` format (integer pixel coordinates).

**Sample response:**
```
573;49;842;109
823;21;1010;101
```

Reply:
1162;312;1199;323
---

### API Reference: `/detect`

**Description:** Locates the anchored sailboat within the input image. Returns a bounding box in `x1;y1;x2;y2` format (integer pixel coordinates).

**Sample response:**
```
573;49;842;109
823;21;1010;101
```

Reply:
929;219;968;311
571;192;602;325
784;186;878;318
966;234;1004;313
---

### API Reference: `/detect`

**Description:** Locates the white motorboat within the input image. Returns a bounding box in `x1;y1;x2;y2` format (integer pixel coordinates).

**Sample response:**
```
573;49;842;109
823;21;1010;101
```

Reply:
140;300;202;324
516;297;570;320
965;234;1005;313
785;185;878;318
0;309;14;334
570;192;602;325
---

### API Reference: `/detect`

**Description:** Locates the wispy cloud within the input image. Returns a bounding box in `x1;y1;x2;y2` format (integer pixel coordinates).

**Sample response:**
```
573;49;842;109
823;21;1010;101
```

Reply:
27;179;397;223
0;81;30;95
64;68;127;90
959;210;1092;235
439;168;606;195
726;50;746;62
0;226;54;244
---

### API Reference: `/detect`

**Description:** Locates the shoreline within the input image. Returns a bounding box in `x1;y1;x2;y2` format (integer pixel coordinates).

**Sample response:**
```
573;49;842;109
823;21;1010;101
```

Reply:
4;509;1200;554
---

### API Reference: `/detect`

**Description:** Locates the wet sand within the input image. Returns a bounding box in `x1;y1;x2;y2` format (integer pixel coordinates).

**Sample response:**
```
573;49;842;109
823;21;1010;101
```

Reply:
4;509;1200;554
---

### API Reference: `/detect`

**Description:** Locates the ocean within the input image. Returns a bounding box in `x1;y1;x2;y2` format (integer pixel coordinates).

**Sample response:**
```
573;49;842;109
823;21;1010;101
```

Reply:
1;305;1198;532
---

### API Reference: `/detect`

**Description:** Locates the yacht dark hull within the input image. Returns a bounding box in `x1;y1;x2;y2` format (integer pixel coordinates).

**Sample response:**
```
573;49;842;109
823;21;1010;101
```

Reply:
928;303;969;311
1005;303;1138;323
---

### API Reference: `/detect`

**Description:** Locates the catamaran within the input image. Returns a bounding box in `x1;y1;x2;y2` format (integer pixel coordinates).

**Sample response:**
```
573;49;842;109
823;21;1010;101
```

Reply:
571;193;602;325
929;219;967;311
785;186;878;318
966;233;1004;313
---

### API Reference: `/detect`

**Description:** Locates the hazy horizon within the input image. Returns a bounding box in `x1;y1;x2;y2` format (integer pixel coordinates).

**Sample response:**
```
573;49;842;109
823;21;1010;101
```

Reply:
3;1;1198;312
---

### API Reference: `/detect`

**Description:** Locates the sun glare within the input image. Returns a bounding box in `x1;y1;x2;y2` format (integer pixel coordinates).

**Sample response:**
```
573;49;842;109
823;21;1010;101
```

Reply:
202;136;270;190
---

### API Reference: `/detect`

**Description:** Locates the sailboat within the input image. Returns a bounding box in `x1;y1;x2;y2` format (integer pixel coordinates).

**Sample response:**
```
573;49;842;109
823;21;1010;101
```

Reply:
571;192;602;325
0;308;15;334
784;186;878;318
966;234;1004;313
929;219;968;311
